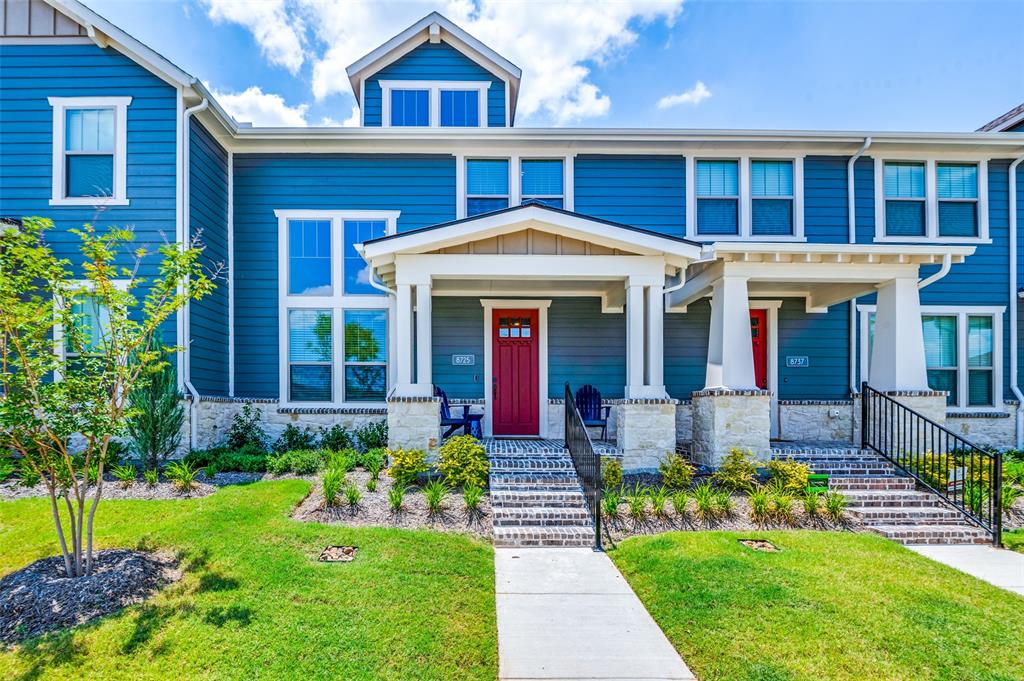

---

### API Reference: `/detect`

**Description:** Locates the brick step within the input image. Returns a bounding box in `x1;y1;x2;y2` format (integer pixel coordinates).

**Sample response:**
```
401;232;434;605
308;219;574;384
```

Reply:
484;445;570;455
490;490;588;508
828;476;916;491
493;525;596;548
800;462;898;475
488;453;572;463
490;472;580;486
489;459;576;473
868;524;991;545
850;505;965;525
772;448;867;459
843;490;942;507
493;507;592;527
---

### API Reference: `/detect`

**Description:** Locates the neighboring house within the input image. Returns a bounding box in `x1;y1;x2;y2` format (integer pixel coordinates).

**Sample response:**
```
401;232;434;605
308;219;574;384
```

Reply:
978;102;1024;132
2;0;1024;470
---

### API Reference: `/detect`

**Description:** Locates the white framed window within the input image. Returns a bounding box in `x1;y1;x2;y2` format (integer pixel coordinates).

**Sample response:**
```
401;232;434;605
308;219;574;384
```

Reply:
874;158;989;243
52;280;130;377
685;155;804;241
378;80;489;128
520;159;564;208
859;304;1004;411
275;210;399;407
48;96;131;206
455;154;574;219
466;158;510;216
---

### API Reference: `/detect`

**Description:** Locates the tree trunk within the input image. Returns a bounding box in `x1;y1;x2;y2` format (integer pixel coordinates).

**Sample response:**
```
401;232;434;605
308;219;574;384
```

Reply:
48;491;73;577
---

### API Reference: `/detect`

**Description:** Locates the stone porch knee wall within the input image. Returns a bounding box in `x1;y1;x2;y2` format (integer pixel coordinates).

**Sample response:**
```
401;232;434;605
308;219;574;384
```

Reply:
387;397;441;457
691;389;772;467
946;407;1016;449
778;400;857;442
615;399;677;471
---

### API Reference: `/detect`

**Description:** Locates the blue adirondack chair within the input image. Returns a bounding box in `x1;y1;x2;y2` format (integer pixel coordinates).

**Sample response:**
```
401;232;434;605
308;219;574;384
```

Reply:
434;385;470;438
575;384;611;440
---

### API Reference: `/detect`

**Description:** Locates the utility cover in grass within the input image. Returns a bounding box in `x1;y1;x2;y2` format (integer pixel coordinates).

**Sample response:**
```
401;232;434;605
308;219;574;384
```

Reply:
739;539;780;552
319;546;358;562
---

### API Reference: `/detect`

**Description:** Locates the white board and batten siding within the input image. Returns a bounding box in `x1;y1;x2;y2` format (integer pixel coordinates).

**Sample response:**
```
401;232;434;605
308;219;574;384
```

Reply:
1;0;85;37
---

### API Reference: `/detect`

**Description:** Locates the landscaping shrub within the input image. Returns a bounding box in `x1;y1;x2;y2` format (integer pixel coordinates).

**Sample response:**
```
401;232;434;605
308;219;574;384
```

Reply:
659;453;694;490
388;448;429;486
772;491;795;524
1000;483;1020;512
164;460;199;492
125;339;184;471
424;479;449;514
143;468;159;487
713;490;734;517
187;445;269;473
204;464;217;480
366;478;377;493
273;424;319;453
267;449;326;476
437;435;489;488
712;448;758;492
649;486;670;519
226;404;268;450
327;448;358;473
602;457;623;490
319;424;354;452
671;491;688;518
363;448;386;480
463;484;483;513
388;484;407;512
111;463;137;488
322;468;345;506
692;482;717;522
344;483;362;508
1004;461;1024;487
824;491;848;522
766;459;811;495
0;456;15;482
748;487;771;523
625;484;648;521
602;488;622;519
355;420;388;451
803;490;821;518
85;462;100;485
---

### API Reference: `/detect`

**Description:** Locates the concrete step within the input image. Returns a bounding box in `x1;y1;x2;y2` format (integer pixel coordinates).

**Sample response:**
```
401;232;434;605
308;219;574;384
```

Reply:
868;524;991;545
493;525;596;548
490;490;588;508
843;490;942;507
493;507;592;527
828;476;916;491
849;505;965;525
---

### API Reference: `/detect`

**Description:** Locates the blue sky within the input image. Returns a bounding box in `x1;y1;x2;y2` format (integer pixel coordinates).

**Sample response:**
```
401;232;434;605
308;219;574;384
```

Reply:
88;0;1023;131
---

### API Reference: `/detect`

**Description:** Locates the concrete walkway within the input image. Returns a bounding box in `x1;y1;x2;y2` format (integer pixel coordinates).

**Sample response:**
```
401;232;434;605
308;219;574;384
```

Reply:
495;547;695;680
908;544;1024;596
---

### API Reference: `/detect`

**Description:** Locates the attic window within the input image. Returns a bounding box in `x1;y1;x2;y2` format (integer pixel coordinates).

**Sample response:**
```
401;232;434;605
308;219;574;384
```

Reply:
379;81;489;128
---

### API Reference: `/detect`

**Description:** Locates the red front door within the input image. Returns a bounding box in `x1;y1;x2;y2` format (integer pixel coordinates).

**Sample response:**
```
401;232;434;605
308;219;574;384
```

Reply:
492;309;540;436
750;309;768;390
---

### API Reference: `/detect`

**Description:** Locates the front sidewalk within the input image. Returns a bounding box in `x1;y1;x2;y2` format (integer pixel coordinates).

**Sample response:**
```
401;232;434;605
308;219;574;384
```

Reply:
908;544;1024;596
494;547;694;680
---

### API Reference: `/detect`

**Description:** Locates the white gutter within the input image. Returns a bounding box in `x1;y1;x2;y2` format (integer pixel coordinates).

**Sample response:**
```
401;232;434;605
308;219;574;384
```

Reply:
663;267;687;295
227;150;235;397
848;137;871;400
1009;153;1024;448
917;253;952;290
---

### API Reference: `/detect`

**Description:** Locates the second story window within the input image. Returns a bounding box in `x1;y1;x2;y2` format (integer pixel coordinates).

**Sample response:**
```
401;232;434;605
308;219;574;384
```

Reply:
287;219;332;296
883;161;926;237
343;220;388;294
380;81;489;127
49;97;130;206
520;160;564;208
440;90;480;127
467;159;509;216
696;160;739;235
751;160;794;236
389;89;430;127
937;163;978;237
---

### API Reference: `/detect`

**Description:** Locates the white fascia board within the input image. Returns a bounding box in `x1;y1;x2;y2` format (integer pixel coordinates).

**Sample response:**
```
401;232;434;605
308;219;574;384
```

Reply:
708;242;976;260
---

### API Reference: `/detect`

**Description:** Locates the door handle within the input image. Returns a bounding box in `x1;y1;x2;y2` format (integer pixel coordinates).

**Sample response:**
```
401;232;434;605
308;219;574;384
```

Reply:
492;376;497;398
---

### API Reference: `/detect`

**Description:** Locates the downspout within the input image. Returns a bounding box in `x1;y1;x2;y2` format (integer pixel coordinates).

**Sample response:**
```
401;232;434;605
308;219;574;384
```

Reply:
1009;153;1024;448
181;98;209;449
848;137;871;435
917;253;951;290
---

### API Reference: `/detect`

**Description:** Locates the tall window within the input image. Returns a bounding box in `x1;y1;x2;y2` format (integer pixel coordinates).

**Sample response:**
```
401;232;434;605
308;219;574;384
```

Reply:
344;310;388;401
751;160;794;236
922;315;958;403
883;161;926;237
65;295;111;359
288;219;332;295
440;90;480;127
520;160;564;208
389;89;429;126
937;163;978;237
466;159;509;216
343;220;387;294
966;316;994;407
49;97;130;205
696;160;739;235
288;309;333;402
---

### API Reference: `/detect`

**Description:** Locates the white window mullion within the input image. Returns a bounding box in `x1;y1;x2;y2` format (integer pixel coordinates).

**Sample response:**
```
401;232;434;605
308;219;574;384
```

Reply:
739;155;751;237
509;154;521;206
685;155;696;239
793;156;805;239
334;307;343;403
925;159;938;239
956;311;968;409
429;89;440;128
564;154;575;212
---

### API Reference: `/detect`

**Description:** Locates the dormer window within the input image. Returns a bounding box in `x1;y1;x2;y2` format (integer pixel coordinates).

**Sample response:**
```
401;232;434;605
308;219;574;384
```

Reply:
440;89;480;127
389;89;429;127
379;81;489;128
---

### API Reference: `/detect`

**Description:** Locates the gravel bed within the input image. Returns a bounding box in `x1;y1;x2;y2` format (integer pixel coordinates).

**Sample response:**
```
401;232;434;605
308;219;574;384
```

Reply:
0;478;217;501
293;470;492;540
0;548;180;645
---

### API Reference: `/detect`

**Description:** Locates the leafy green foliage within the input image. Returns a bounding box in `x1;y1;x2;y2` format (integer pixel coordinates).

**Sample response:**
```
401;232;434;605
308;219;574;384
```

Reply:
602;487;621;519
388;483;407;512
625;484;648;521
363;448;386;480
111;463;136;488
803;490;821;518
712;449;758;493
601;457;623;490
354;420;388;451
649;486;670;518
692;482;717;522
124;339;184;471
766;459;811;496
273;424;319;453
185;444;268;473
387;448;429;486
437;435;489;488
999;483;1020;512
671;491;688;518
424;478;449;514
824;491;848;523
164;460;199;492
267;449;325;476
344;483;362;508
143;468;159;487
226;404;268;451
748;487;771;523
462;484;483;513
321;467;345;506
772;491;795;524
327;449;358;473
0;457;15;482
659;453;694;490
204;464;217;480
18;460;41;488
1003;461;1024;487
318;424;354;452
366;478;377;493
714;491;734;517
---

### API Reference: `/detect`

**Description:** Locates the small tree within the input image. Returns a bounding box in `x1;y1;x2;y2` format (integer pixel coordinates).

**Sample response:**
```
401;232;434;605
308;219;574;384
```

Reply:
125;338;185;471
0;217;213;577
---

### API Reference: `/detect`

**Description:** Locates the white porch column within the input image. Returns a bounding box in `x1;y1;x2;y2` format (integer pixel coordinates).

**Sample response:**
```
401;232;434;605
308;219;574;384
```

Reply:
394;283;415;394
869;276;929;391
645;284;665;394
705;275;756;390
625;282;645;397
415;281;432;390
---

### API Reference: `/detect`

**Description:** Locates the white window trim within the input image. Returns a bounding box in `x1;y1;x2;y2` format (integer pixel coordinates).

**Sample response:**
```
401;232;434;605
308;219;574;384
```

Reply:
379;80;490;128
858;304;1005;412
874;157;990;244
48;96;131;206
456;155;574;219
275;209;400;409
749;300;781;438
52;279;130;379
520;157;568;207
686;155;805;242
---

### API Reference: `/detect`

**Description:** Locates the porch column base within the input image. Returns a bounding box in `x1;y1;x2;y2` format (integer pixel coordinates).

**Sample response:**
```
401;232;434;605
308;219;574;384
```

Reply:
614;399;677;472
691;388;772;467
387;396;441;456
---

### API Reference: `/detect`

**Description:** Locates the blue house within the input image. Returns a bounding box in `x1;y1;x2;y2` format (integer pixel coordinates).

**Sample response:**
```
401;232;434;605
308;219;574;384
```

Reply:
2;0;1024;474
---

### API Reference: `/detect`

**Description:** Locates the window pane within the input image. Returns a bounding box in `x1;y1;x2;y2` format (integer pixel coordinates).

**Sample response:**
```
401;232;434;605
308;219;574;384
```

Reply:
884;162;925;198
290;365;331;402
390;89;429;126
67;296;109;354
696;160;738;196
922;315;956;367
288;309;332;362
467;197;508;216
521;160;564;197
344;310;387;363
967;316;992;368
968;370;992;406
343;220;387;294
938;201;977;237
696;198;738;234
885;200;925;236
927;369;957;405
751;160;793;197
467;159;509;195
440;90;479;127
288;219;332;295
751;198;793;235
66;108;114;152
937;163;977;199
66;155;113;197
345;365;386;401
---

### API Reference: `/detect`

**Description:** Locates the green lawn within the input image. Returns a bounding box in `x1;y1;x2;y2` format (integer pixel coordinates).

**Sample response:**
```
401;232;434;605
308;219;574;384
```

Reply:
1005;529;1024;553
611;531;1024;681
0;481;496;680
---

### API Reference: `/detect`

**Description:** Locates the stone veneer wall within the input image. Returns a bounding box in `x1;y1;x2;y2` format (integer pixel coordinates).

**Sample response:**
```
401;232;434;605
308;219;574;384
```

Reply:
691;389;772;467
944;407;1016;449
777;400;857;442
387;396;442;456
615;399;678;471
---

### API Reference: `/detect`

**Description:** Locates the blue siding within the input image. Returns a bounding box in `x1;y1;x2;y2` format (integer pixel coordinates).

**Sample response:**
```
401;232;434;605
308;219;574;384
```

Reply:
665;300;710;398
363;42;506;127
548;298;625;398
232;154;456;398
574;155;686;236
804;156;856;243
0;43;178;344
189;119;230;394
777;299;850;400
432;297;485;398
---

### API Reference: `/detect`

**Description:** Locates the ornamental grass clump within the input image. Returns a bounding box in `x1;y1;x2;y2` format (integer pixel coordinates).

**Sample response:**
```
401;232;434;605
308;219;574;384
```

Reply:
602;487;622;519
625;484;648;521
713;490;734;518
692;482;717;522
824;491;848;523
772;491;795;525
659;453;694;490
344;483;362;508
803;490;821;518
322;468;345;507
462;484;483;514
111;463;137;488
424;479;449;515
602;457;623;491
712;448;759;493
366;478;377;493
143;468;159;487
671;491;688;518
649;486;670;519
437;435;489;488
388;484;407;513
165;460;199;492
748;486;771;523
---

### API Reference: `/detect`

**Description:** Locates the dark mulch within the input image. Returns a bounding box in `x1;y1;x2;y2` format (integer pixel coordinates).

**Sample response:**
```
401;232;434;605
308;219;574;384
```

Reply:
0;548;181;645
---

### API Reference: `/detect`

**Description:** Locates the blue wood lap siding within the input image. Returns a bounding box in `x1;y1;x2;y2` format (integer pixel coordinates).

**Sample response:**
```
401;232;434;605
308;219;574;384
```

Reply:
0;43;179;343
777;299;850;400
665;300;710;398
363;42;506;127
231;154;455;398
189;119;230;395
574;155;686;237
431;297;485;398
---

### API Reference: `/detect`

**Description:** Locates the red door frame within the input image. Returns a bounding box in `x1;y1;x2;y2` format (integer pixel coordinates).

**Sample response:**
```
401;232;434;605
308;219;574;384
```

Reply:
750;309;768;390
492;309;540;436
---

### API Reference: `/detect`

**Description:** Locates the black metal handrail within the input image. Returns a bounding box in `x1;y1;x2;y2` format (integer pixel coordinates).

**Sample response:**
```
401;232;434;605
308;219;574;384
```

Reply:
565;383;602;550
861;382;1002;546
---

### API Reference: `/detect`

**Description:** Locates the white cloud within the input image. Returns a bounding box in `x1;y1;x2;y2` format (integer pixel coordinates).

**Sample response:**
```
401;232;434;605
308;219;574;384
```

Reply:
211;86;309;127
201;0;684;125
657;80;711;109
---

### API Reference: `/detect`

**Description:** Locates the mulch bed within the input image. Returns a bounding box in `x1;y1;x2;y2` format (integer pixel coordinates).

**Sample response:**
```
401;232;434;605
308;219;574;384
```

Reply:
0;548;181;645
293;470;492;540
